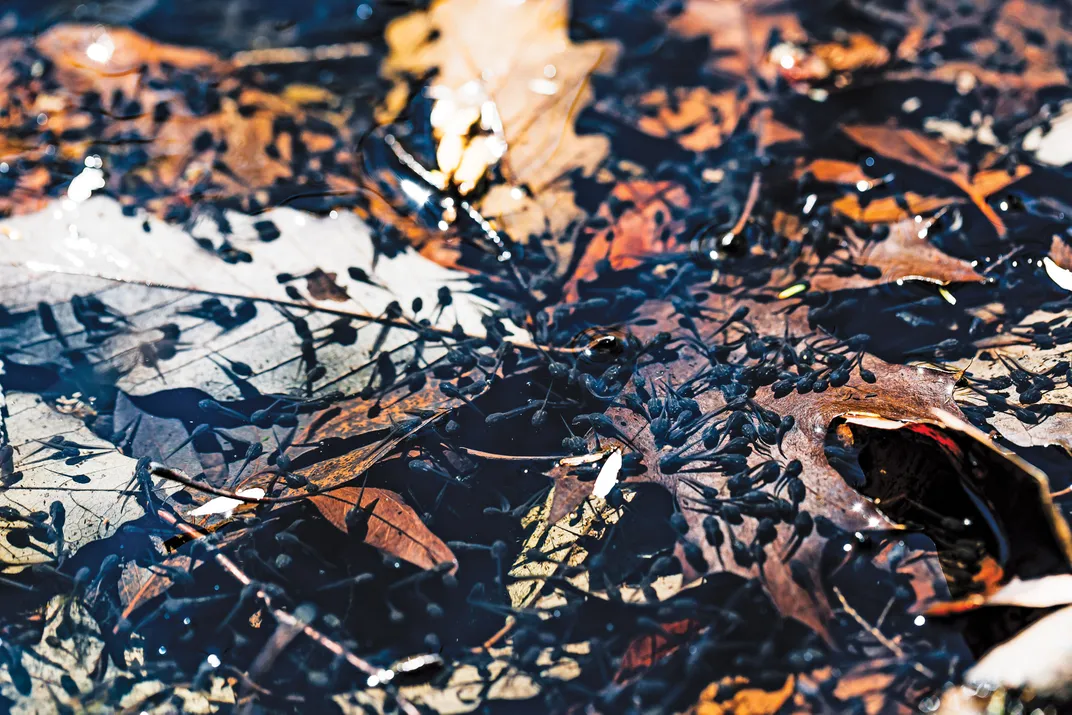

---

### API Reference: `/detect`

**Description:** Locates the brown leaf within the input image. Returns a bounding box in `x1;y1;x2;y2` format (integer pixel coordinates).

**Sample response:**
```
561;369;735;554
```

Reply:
634;87;742;152
0;25;358;218
842;124;1008;235
831;193;960;224
952;310;1072;452
566;180;690;299
545;283;1072;638
615;619;700;683
689;674;795;715
777;218;985;294
309;485;457;572
546;342;962;635
796;159;872;186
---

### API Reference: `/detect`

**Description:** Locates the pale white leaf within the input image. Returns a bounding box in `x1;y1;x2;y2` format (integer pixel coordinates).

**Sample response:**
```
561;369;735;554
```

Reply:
984;574;1072;608
1032;101;1072;167
0;369;152;572
187;487;265;517
0;196;498;336
591;449;622;499
1044;256;1072;291
0;198;528;401
961;604;1072;698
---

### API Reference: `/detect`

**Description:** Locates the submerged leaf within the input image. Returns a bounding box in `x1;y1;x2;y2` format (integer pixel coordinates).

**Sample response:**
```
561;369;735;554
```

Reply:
308;485;456;571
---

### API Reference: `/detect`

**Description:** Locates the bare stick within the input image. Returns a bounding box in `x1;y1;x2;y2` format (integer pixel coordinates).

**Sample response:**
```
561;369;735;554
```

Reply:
832;586;933;679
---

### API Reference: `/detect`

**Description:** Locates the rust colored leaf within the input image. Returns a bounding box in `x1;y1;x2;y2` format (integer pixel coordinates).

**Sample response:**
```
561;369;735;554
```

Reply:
546;344;960;634
566;181;690;300
780;218;985;293
831;193;960;224
545;288;1071;638
0;25;358;218
634;87;742;152
796;159;872;186
689;674;795;715
615;619;700;682
842;124;1008;234
309;486;457;572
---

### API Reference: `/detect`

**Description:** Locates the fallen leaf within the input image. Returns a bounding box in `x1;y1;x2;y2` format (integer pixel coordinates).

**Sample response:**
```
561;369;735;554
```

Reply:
962;604;1072;700
545;330;963;635
0;383;145;572
381;0;619;275
831;193;959;224
775;217;984;294
1025;100;1072;167
507;485;633;611
566;180;690;299
634;87;742;152
616;619;699;683
690;673;795;715
308;485;456;571
796;159;872;186
338;644;586;715
952;309;1072;452
0;197;505;354
0;25;360;219
842;124;1008;235
977;574;1072;608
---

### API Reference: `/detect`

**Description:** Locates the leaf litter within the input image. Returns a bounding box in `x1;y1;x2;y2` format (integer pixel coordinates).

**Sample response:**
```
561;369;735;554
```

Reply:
0;0;1071;713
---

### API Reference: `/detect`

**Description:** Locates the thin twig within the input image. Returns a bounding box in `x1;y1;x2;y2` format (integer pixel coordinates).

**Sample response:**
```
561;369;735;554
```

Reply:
730;173;762;237
458;446;568;461
832;586;934;679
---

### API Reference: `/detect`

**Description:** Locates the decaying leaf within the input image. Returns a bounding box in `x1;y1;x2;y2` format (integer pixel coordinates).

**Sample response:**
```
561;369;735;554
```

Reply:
842;124;1012;235
953;309;1072;452
773;217;984;294
944;605;1072;706
0;197;506;352
830;193;960;225
308;485;456;571
689;674;795;715
338;644;586;715
566;181;689;299
0;25;359;218
0;383;145;572
508;482;633;611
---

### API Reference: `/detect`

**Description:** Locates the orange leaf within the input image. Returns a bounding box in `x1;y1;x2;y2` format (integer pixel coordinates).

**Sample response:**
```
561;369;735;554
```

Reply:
831;193;959;224
309;486;457;572
616;619;700;682
842;124;1007;235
